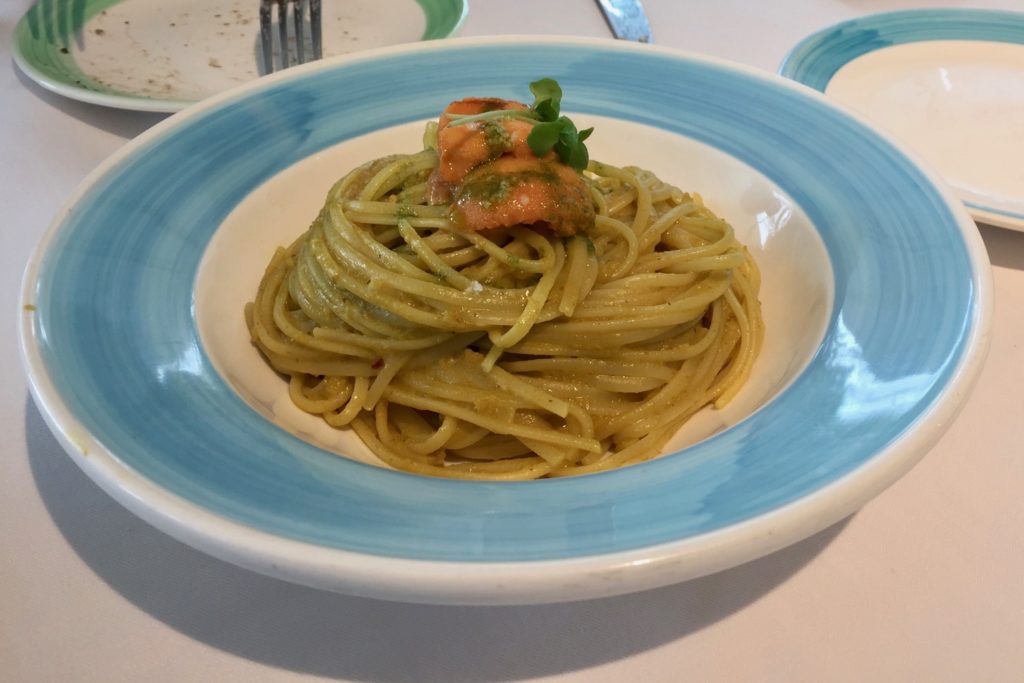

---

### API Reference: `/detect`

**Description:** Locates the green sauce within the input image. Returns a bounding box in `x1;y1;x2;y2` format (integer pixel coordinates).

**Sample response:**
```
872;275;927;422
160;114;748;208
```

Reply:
481;120;512;157
457;166;560;208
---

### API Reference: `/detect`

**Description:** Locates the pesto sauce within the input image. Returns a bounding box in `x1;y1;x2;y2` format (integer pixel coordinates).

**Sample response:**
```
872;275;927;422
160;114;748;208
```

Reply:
459;175;513;207
569;233;597;255
481;120;512;157
457;167;561;208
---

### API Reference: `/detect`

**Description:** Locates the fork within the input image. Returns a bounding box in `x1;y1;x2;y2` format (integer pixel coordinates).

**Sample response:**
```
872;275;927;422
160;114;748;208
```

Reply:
259;0;323;74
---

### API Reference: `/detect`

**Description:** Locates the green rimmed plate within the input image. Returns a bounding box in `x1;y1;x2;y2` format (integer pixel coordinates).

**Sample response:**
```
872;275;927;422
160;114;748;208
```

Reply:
13;0;468;112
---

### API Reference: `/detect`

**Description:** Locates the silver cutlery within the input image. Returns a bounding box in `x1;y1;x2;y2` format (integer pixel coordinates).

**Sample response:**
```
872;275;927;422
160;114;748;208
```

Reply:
259;0;323;73
596;0;654;43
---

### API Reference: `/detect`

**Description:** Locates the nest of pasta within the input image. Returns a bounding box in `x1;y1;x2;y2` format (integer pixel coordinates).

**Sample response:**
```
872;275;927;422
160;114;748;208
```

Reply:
246;91;762;480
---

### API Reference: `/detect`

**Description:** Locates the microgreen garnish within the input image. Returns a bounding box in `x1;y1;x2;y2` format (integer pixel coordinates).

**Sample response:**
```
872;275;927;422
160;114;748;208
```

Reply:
528;78;562;122
528;115;593;170
444;78;593;171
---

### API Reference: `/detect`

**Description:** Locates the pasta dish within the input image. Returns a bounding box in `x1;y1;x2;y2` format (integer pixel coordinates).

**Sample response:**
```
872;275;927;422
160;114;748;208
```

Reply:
245;80;763;479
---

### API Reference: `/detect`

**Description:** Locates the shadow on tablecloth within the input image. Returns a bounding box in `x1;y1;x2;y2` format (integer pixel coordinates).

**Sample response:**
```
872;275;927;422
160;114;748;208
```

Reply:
26;397;848;682
976;222;1024;271
12;63;168;138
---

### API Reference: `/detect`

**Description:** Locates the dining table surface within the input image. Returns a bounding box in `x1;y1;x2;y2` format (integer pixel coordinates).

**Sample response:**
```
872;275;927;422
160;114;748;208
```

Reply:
3;0;1023;680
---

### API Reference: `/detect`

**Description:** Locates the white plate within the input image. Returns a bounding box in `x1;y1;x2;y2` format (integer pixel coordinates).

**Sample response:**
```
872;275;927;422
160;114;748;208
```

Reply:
781;9;1024;231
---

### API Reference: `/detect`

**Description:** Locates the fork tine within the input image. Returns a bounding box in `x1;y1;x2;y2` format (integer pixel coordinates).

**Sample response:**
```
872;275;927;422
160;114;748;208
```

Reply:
294;0;306;65
310;0;322;60
276;0;289;71
259;0;273;73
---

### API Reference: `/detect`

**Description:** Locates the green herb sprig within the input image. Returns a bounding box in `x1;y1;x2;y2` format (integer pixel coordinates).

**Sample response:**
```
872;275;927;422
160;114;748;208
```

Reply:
444;78;594;170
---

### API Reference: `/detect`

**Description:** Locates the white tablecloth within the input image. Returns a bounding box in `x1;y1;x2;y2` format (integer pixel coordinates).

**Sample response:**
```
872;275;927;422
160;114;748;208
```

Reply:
3;1;1023;680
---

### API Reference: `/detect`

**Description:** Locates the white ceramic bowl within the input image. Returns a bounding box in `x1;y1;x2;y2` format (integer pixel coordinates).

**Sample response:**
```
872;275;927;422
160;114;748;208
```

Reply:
20;37;991;605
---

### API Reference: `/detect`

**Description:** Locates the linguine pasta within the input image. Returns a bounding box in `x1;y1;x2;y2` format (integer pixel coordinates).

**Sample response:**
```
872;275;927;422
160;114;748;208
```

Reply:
245;126;763;480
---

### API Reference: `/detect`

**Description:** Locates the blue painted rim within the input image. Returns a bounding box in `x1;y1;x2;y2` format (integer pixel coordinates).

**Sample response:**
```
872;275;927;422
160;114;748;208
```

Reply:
779;8;1024;225
27;39;982;563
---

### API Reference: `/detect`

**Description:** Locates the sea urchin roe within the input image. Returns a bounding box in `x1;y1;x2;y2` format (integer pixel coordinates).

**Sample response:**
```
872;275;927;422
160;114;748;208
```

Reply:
435;98;537;183
450;156;596;236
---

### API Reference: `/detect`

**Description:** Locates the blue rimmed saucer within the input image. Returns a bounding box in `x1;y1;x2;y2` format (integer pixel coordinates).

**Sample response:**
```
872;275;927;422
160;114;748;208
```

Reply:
781;9;1024;231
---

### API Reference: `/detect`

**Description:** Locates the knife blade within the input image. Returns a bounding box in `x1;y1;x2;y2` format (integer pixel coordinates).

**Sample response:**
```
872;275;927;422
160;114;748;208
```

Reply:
596;0;653;43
